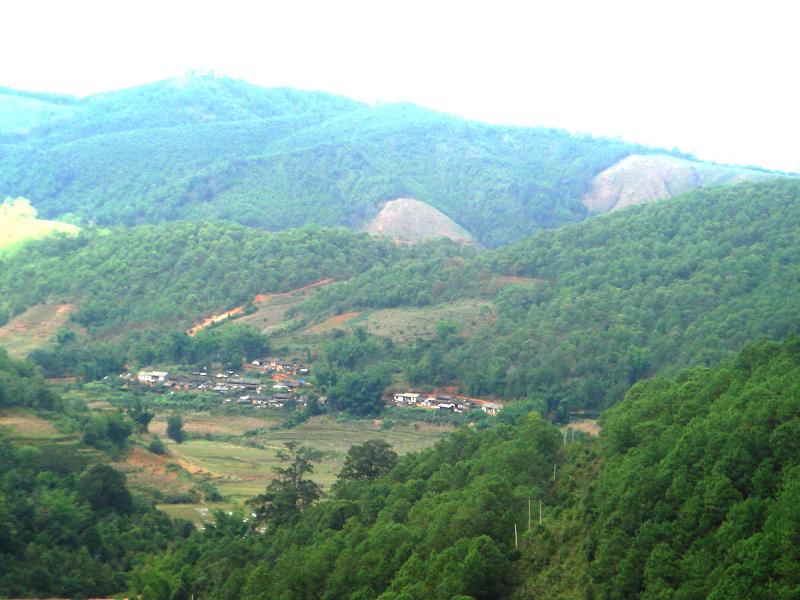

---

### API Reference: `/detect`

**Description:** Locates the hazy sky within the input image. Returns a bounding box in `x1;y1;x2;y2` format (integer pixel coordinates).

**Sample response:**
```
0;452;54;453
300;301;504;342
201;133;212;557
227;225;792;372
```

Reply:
3;0;798;171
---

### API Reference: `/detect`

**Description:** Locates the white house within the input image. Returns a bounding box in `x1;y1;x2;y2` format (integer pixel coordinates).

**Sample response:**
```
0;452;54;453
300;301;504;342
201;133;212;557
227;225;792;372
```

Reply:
393;392;421;404
481;402;503;415
137;371;169;383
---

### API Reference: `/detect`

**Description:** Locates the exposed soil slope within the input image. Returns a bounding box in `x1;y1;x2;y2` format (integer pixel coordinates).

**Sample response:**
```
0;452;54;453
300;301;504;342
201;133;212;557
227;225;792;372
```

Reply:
364;198;475;244
582;154;775;214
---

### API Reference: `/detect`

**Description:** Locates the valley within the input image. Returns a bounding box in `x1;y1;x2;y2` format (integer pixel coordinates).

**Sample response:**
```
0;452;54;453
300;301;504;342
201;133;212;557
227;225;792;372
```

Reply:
0;75;797;599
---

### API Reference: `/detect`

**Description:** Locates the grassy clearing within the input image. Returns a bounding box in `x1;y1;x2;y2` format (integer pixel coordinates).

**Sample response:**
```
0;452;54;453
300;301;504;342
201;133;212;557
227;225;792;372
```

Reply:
235;293;307;333
149;412;281;438
0;409;66;441
165;415;453;503
0;197;79;254
0;303;81;358
113;445;198;501
358;299;495;343
230;278;337;336
303;311;361;334
494;275;548;286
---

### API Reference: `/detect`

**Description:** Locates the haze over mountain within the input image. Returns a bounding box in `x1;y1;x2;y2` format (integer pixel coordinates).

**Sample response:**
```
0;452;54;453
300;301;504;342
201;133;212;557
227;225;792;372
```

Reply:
0;75;781;246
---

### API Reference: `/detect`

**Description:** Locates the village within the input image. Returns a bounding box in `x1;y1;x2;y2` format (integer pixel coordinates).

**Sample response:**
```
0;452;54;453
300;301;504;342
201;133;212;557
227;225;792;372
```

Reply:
127;357;313;410
127;358;502;416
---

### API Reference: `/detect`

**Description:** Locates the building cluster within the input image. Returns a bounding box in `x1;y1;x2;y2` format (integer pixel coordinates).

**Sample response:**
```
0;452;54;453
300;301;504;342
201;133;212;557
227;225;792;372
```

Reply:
249;358;309;376
391;392;502;415
129;358;312;409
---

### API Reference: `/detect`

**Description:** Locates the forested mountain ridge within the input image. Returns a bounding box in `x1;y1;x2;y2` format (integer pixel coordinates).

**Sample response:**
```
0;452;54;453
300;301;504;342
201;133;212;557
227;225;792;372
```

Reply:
1;178;798;416
0;75;778;246
0;222;396;334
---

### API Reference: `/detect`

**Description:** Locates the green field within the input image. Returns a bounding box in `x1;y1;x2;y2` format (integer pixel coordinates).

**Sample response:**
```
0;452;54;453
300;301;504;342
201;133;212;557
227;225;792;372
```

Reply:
164;415;453;506
0;303;80;358
0;197;79;254
358;299;495;343
0;409;71;442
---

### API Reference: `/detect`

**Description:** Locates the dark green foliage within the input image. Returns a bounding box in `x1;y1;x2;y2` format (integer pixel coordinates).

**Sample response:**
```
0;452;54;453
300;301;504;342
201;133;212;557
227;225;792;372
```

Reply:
248;441;323;528
129;415;560;598
338;439;398;481
0;222;395;335
583;336;800;599
0;76;659;246
78;464;133;514
81;411;133;450
148;436;167;455
303;178;800;414
166;414;185;443
127;397;154;433
141;335;795;599
0;364;189;598
314;328;394;416
189;322;269;368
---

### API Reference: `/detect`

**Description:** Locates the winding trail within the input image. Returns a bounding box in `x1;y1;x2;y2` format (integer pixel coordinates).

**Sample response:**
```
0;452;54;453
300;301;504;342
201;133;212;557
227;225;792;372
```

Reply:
187;278;336;336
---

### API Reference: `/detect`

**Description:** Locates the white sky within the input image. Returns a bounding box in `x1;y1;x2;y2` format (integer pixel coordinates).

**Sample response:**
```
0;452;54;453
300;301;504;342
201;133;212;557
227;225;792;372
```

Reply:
3;0;799;172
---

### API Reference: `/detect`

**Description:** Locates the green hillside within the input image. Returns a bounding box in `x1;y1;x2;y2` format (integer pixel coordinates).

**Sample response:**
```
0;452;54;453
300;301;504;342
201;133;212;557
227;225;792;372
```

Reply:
298;178;800;412
0;222;395;334
0;75;671;246
123;335;800;599
2;179;798;415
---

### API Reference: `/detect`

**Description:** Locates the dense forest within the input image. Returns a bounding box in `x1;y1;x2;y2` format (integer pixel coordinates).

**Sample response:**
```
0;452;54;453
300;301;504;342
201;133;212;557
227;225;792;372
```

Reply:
2;179;798;416
0;222;395;333
115;335;800;599
0;75;678;245
0;349;193;597
299;178;800;413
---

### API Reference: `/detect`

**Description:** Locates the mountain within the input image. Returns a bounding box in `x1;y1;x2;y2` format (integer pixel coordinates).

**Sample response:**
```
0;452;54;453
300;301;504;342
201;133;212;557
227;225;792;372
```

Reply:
3;176;797;418
0;75;779;246
296;177;800;413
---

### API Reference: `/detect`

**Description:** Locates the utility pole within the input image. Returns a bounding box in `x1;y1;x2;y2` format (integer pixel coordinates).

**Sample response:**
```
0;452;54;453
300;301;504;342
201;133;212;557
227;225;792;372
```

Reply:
514;523;518;548
528;497;531;532
539;498;543;525
553;463;556;481
563;427;569;446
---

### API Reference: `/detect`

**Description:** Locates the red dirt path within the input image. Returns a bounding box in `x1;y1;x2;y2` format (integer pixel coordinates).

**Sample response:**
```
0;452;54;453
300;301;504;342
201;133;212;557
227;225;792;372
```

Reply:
187;278;336;336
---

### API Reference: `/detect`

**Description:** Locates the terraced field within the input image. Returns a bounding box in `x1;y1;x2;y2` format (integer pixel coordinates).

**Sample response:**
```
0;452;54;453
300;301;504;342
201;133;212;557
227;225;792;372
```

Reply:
164;415;453;504
0;303;80;357
359;299;495;343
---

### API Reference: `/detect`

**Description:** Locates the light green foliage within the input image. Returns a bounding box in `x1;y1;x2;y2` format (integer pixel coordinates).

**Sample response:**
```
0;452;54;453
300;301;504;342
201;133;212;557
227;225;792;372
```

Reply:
0;196;78;252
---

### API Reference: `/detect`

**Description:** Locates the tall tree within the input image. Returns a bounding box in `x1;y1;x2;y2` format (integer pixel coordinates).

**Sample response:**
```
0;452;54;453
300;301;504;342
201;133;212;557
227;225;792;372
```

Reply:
338;439;398;481
249;441;322;528
166;414;184;443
